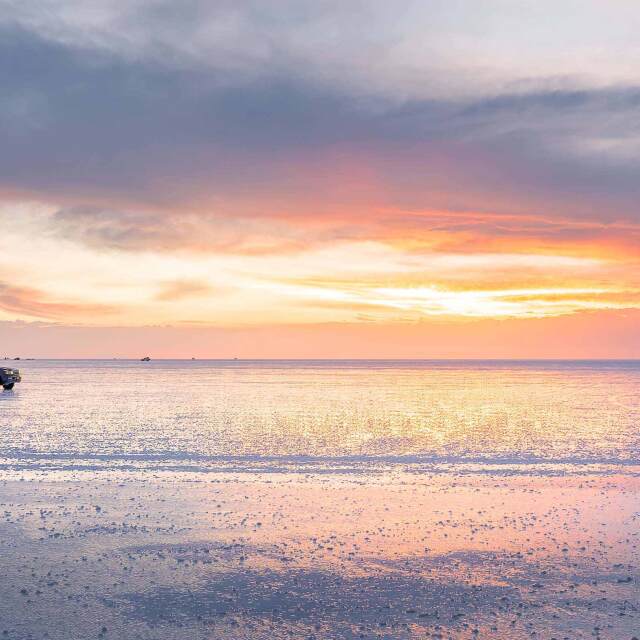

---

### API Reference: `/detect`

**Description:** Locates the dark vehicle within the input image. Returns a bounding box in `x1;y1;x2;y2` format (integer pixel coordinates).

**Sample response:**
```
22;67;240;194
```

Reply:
0;367;21;390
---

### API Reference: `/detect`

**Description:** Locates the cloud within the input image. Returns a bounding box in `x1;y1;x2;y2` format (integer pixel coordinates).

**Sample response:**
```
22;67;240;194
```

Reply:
4;1;640;94
1;11;640;227
47;206;314;254
0;281;117;320
154;279;215;302
40;202;640;263
1;1;640;335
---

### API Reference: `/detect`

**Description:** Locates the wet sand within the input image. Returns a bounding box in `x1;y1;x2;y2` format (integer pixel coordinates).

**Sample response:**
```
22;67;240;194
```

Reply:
1;469;638;639
3;361;639;638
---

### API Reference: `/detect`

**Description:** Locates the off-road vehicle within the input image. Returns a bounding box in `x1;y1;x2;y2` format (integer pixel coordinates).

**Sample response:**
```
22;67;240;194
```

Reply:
0;367;21;390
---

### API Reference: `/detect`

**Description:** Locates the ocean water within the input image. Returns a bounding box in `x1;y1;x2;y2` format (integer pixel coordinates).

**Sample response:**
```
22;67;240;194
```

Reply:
2;359;638;474
2;360;639;639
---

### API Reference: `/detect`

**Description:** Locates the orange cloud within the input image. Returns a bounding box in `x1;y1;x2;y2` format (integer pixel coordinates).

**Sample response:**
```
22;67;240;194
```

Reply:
154;279;217;302
0;282;117;320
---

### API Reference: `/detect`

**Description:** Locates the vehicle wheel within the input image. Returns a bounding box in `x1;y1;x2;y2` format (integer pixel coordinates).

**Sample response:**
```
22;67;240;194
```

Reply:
3;383;14;390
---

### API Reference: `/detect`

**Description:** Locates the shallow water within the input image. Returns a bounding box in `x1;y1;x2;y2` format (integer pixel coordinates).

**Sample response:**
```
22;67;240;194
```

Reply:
1;359;639;473
1;361;638;639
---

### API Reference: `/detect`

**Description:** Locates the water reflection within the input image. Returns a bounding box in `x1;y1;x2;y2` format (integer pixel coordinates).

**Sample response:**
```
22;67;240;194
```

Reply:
1;361;639;469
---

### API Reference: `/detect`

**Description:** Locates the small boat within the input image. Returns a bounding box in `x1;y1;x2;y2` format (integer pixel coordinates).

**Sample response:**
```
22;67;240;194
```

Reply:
140;356;151;362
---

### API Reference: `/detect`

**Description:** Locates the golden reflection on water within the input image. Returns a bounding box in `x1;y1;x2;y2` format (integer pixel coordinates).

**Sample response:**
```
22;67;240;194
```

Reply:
2;361;638;465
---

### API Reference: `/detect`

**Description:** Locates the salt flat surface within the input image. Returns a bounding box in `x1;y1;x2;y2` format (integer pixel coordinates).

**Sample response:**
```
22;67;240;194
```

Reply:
1;471;638;639
0;361;638;638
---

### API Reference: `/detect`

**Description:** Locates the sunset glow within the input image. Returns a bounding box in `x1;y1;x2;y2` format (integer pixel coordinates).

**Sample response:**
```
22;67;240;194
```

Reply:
1;2;640;357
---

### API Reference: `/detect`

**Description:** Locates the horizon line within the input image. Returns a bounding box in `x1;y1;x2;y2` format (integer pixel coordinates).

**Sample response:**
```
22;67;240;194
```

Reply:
5;357;640;362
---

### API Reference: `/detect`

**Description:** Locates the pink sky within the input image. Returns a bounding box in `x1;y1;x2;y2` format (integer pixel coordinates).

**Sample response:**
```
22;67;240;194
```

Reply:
2;310;639;359
1;2;639;357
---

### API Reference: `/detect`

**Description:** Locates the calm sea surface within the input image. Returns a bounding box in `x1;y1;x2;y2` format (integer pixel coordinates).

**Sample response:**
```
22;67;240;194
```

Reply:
1;359;639;473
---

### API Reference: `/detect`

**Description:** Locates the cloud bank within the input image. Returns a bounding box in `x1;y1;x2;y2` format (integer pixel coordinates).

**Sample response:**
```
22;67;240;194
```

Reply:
0;0;639;353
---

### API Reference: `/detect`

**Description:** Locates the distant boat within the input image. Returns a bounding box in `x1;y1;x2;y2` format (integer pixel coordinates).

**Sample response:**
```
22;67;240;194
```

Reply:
140;356;151;362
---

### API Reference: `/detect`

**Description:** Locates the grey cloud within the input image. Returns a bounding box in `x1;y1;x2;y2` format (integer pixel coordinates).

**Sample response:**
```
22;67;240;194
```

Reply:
0;25;375;201
0;1;411;85
49;206;315;254
1;7;640;234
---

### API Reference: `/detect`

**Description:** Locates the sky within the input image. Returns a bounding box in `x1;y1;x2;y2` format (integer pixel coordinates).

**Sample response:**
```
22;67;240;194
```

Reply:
1;0;639;358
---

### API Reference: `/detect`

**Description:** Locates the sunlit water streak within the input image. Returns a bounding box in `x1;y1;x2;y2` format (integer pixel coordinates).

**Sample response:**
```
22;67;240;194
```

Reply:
1;360;638;473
